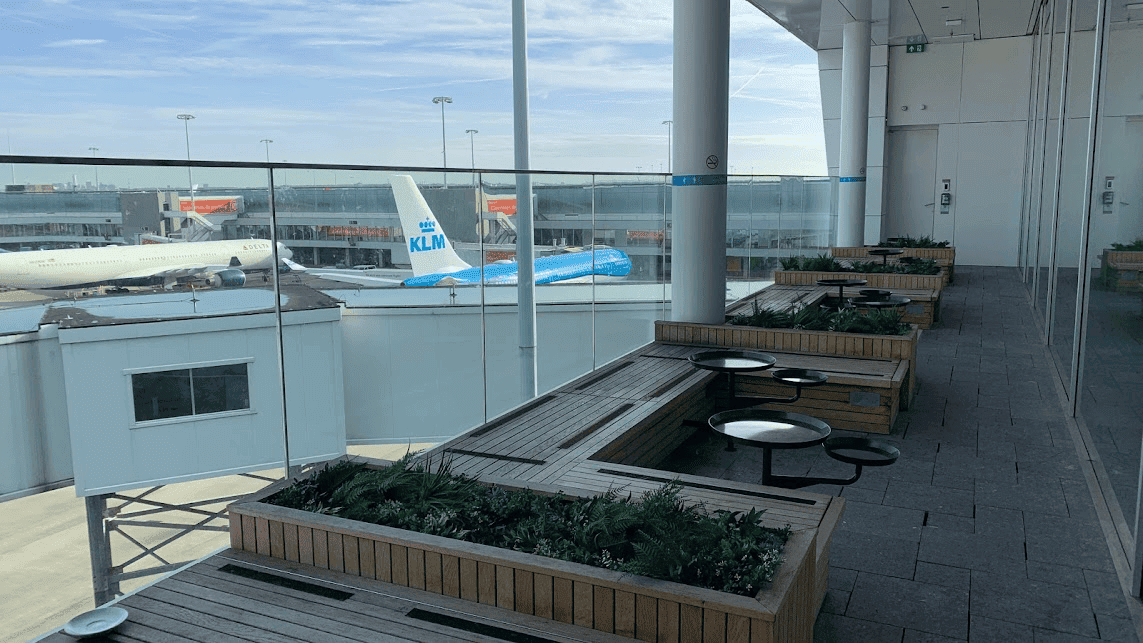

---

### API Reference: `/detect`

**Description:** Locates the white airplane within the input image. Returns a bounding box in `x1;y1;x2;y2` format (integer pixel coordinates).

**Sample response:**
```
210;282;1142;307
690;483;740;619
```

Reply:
0;239;291;290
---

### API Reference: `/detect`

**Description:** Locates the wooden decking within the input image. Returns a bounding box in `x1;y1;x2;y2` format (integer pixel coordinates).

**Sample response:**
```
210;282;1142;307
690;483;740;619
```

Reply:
727;283;941;329
40;548;637;643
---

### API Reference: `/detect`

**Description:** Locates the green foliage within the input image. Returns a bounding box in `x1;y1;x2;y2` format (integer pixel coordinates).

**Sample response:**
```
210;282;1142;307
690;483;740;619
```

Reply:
850;258;941;275
267;461;791;597
729;300;909;336
780;254;939;275
1111;239;1143;251
876;235;949;248
780;254;844;272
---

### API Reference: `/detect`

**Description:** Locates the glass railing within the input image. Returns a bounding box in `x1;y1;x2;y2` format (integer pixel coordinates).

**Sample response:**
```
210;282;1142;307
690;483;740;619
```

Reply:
0;156;836;495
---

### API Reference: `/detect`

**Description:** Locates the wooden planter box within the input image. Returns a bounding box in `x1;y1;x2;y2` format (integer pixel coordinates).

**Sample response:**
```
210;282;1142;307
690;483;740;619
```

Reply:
229;458;821;643
1100;250;1143;292
830;246;956;284
774;269;945;292
655;319;921;411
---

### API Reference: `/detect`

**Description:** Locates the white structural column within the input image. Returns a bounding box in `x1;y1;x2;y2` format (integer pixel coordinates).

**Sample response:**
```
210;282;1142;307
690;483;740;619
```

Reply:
837;0;872;246
671;0;730;324
513;0;537;399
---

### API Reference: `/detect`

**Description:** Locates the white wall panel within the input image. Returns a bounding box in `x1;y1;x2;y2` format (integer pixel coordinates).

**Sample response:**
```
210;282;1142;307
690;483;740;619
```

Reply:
954;121;1028;265
961;38;1034;123
62;310;343;496
887;44;964;126
1105;29;1143;118
933;124;960;244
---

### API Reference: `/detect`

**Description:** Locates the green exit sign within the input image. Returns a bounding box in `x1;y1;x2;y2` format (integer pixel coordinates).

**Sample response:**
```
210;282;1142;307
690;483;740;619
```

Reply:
906;44;926;53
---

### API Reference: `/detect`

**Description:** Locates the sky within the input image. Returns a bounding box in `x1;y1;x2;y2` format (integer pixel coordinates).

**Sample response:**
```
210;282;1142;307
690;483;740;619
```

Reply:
2;0;827;186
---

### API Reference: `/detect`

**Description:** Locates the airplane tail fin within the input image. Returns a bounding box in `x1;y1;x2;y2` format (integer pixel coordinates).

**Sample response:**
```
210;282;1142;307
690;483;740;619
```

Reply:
390;175;471;277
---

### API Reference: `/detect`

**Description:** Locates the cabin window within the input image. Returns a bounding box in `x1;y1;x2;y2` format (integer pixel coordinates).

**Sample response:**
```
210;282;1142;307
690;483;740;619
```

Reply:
132;363;250;422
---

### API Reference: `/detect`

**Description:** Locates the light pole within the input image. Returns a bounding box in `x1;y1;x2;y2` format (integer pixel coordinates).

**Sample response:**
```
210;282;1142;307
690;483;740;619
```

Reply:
465;129;478;171
88;147;99;190
177;114;196;217
662;120;672;174
465;129;478;187
432;96;452;187
260;139;273;163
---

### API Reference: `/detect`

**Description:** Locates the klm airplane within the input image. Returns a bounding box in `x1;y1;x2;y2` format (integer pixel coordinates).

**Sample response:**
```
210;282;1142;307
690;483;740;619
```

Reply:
391;175;632;287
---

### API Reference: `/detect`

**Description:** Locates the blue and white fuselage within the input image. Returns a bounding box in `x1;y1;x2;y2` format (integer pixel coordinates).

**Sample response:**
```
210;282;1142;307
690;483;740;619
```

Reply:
402;248;632;287
390;175;632;288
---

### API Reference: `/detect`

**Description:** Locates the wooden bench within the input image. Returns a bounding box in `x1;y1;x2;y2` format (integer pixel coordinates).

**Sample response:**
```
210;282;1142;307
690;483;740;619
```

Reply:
639;343;905;435
38;547;641;643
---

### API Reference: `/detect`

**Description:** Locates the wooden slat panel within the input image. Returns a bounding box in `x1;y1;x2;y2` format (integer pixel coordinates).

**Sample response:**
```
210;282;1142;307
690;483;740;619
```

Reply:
408;547;426;590
680;603;703;643
553;577;574;624
496;564;515;610
241;514;256;553
425;550;443;594
459;557;478;601
391;543;408;586
515;568;534;615
327;531;344;573
229;512;242;550
376;540;392;583
298;526;314;566
343;535;359;576
727;614;751;643
594;586;615;634
615;590;636;639
255;516;270;556
658;600;680;643
703;609;727;643
573;580;594;628
269;520;284;559
534;572;554;620
359;537;375;580
313;529;329;570
478;560;496;606
635;592;657;642
442;553;460;597
283;521;299;563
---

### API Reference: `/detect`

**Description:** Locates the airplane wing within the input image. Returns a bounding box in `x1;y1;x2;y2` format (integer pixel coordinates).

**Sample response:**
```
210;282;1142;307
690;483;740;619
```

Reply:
303;269;407;286
113;263;224;281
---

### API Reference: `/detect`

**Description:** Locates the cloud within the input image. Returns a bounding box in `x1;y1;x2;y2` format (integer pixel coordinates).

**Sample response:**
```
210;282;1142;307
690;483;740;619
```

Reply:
44;39;106;47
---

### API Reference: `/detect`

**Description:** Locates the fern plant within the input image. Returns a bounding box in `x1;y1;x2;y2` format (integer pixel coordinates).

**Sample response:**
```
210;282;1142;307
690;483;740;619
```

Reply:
729;303;910;336
267;463;791;596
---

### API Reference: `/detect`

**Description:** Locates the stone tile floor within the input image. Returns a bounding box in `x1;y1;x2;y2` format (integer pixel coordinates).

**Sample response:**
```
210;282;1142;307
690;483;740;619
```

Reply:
660;266;1143;642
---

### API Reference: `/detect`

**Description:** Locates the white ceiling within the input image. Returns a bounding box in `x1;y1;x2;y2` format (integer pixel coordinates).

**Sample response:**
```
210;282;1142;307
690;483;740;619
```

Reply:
746;0;1143;50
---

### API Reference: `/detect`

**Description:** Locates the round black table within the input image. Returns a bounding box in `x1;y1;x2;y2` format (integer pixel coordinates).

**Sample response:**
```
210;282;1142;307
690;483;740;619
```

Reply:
689;350;776;404
816;278;867;302
708;408;830;486
868;247;904;265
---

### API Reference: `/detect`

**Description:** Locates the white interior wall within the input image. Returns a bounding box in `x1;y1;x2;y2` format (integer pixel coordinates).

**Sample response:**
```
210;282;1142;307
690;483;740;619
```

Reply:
882;37;1034;264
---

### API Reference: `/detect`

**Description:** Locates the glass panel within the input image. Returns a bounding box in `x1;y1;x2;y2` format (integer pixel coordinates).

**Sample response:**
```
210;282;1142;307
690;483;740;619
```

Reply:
1078;25;1143;543
132;370;193;421
193;363;250;415
303;168;489;443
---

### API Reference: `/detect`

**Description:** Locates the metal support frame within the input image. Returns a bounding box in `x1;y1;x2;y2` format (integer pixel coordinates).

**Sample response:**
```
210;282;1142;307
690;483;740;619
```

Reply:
83;472;278;606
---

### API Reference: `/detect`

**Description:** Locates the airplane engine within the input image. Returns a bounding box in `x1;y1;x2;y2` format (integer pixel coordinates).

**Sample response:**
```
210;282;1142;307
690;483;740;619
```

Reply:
208;268;247;288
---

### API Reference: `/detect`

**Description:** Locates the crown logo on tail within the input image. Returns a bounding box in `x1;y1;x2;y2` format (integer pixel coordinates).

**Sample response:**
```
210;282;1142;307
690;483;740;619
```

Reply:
419;218;436;234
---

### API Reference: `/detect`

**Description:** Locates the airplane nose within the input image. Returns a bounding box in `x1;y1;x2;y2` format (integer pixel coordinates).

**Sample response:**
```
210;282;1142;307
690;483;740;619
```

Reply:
277;242;293;260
